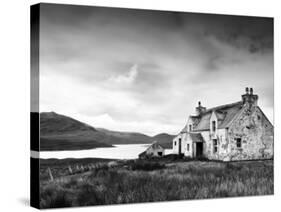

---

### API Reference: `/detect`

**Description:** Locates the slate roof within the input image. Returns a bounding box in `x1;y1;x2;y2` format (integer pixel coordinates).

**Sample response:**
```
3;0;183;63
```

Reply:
138;141;165;157
192;101;244;132
189;115;201;125
180;125;188;133
149;141;165;150
189;133;204;143
138;151;147;157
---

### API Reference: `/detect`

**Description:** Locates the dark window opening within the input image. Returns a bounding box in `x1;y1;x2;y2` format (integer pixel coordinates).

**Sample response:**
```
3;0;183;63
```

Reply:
189;124;192;132
187;144;190;151
212;121;216;132
178;138;182;154
213;139;218;153
158;152;163;156
236;138;242;148
174;141;176;146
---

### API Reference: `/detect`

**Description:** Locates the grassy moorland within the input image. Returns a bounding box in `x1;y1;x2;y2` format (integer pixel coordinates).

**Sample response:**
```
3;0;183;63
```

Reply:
39;157;273;208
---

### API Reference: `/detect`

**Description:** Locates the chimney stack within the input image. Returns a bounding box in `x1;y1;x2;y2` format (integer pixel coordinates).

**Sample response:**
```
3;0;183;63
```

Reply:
250;87;253;94
196;101;206;115
242;87;258;107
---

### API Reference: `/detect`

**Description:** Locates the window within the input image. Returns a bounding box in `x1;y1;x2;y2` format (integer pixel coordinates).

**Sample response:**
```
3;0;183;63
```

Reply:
174;141;176;146
212;121;216;132
236;138;242;148
158;152;163;156
189;124;192;132
178;138;182;153
187;144;190;151
213;139;218;153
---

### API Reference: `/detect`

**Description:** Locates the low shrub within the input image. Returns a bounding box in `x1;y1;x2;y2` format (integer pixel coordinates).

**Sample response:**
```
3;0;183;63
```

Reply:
40;184;73;208
130;160;165;171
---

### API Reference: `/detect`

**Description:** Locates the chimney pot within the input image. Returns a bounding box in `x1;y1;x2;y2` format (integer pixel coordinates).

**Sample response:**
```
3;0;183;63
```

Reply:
242;87;258;107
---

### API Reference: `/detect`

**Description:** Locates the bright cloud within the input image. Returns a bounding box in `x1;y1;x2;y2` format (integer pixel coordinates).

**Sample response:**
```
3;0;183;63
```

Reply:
108;64;138;85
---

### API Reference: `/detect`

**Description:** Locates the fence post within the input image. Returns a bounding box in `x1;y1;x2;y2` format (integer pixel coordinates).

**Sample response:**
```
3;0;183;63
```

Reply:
47;167;54;181
68;166;73;174
88;164;91;170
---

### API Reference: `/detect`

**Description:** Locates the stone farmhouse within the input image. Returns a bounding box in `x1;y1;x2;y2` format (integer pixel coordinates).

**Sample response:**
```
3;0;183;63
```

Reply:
172;88;274;161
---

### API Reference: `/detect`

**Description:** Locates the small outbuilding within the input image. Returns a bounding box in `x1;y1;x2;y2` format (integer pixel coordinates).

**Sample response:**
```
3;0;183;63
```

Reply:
139;141;165;159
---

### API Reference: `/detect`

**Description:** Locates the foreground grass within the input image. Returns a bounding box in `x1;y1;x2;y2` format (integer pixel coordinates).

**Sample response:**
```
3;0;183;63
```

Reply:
39;159;273;208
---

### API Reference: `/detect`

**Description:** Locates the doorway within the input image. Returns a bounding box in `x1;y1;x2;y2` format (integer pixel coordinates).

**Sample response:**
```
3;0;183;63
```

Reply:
196;142;203;157
178;138;182;154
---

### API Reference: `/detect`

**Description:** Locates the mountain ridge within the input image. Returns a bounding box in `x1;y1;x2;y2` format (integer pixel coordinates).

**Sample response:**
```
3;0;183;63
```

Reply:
40;112;175;151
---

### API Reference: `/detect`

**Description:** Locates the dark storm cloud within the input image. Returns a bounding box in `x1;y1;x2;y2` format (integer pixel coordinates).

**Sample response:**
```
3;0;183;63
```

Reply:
181;13;273;53
39;3;274;135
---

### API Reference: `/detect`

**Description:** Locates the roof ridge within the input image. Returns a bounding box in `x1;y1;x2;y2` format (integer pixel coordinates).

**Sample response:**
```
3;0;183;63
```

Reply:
203;101;242;114
191;100;244;132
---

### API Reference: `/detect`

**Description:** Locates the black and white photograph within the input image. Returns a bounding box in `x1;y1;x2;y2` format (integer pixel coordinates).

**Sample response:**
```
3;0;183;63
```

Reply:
30;2;274;209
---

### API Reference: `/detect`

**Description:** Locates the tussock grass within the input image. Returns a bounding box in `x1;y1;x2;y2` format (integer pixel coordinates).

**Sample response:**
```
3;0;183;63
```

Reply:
39;159;273;208
128;160;166;171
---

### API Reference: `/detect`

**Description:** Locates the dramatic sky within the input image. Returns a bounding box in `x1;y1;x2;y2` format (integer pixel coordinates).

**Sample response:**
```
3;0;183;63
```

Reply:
39;4;274;136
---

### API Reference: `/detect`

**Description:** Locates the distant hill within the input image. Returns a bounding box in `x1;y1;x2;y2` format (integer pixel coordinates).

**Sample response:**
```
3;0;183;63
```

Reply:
40;112;175;151
96;128;175;148
96;128;152;144
40;112;111;151
40;112;97;135
152;133;174;149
